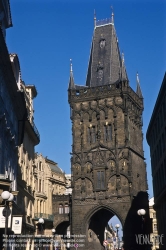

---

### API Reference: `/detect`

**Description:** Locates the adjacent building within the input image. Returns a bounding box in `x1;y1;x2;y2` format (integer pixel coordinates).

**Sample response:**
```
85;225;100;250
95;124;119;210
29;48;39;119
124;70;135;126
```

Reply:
146;73;166;249
0;2;69;249
149;197;159;250
65;174;72;195
10;55;41;249
34;154;66;236
0;0;27;247
0;1;26;197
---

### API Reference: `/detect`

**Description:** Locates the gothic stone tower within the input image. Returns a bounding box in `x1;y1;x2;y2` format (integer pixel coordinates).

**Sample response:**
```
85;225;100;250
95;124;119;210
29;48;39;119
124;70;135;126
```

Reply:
68;15;149;250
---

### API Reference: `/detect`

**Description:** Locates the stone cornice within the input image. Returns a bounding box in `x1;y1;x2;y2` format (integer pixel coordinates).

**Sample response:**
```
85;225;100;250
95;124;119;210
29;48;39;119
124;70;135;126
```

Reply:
69;81;143;110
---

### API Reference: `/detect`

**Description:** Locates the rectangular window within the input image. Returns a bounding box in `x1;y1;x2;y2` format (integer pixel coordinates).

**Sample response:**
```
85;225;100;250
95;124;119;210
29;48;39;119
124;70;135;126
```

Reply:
65;205;69;214
39;179;41;192
59;205;63;214
97;171;105;189
42;180;44;193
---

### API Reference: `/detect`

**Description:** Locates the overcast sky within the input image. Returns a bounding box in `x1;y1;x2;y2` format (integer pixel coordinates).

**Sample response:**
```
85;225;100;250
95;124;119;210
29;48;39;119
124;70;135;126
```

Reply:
7;0;166;200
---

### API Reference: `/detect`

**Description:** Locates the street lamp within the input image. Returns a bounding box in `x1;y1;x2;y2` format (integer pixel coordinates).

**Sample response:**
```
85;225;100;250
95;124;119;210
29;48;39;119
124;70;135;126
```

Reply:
115;224;120;250
137;209;146;231
38;218;44;233
52;229;56;250
1;191;14;250
38;218;44;250
137;209;146;216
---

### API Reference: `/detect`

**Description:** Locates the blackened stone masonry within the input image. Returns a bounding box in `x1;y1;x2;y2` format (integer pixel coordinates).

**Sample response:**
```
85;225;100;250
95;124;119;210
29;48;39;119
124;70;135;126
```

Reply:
67;13;151;250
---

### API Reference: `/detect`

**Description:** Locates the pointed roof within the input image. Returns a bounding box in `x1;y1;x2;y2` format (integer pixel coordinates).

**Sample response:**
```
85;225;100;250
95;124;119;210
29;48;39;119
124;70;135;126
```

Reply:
86;15;128;87
136;72;143;98
68;59;75;89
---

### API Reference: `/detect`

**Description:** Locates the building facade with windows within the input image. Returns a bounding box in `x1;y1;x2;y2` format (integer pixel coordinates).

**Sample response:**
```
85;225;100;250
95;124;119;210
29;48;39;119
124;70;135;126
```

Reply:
52;194;71;236
10;54;41;249
146;73;166;249
34;154;66;236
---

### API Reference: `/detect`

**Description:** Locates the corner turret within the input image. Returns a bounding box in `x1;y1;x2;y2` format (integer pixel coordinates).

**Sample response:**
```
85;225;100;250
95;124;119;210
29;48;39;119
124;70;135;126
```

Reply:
136;72;143;98
68;59;75;89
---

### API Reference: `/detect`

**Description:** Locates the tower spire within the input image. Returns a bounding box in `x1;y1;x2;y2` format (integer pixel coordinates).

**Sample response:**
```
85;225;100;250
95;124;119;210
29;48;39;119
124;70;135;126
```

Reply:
111;6;114;24
86;10;129;87
136;72;143;98
94;9;96;28
68;59;75;89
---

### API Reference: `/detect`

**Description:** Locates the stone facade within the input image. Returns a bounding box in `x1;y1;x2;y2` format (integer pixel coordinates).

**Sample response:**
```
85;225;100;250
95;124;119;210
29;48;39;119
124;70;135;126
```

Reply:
68;15;150;250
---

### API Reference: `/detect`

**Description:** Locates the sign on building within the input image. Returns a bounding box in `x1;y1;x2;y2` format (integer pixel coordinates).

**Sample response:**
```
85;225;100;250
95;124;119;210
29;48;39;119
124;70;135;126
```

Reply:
12;216;22;234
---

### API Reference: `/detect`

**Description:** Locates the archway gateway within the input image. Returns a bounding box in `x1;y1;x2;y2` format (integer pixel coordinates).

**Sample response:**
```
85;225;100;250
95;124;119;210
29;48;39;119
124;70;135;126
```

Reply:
86;206;123;249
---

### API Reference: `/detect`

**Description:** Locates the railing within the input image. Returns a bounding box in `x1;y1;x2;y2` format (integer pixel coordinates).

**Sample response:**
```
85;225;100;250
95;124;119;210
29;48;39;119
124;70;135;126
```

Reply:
32;121;40;141
34;213;54;221
27;117;40;141
96;18;112;27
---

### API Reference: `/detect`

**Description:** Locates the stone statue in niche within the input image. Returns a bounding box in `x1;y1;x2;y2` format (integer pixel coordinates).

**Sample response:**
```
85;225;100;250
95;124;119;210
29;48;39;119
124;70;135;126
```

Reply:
110;161;115;172
98;69;103;81
96;62;104;81
86;163;92;174
81;179;86;200
121;159;128;172
116;177;121;191
75;164;80;175
81;179;86;193
99;39;106;49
